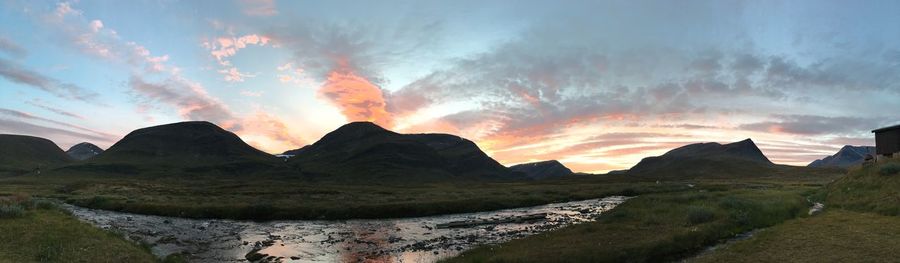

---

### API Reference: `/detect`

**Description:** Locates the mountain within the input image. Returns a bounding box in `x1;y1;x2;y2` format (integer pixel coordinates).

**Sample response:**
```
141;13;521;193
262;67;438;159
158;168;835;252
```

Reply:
90;121;275;166
0;134;71;175
66;142;104;161
286;122;518;181
627;139;775;177
808;146;875;168
509;160;575;179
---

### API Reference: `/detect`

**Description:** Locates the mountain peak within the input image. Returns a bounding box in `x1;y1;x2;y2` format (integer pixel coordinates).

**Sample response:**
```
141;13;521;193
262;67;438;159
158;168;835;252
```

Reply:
98;121;271;163
509;160;575;179
66;142;104;161
808;145;875;168
628;138;773;177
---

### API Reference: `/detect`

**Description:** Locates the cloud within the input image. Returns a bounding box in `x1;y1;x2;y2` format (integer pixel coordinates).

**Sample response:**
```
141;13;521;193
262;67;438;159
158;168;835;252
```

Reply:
739;115;887;136
0;57;97;102
26;99;85;119
0;118;112;144
202;34;271;81
0;36;27;58
127;76;236;125
238;0;277;17
0;108;114;141
319;69;393;128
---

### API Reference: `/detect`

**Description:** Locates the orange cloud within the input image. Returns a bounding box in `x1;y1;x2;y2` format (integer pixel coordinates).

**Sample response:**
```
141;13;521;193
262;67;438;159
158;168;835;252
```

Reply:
319;69;393;128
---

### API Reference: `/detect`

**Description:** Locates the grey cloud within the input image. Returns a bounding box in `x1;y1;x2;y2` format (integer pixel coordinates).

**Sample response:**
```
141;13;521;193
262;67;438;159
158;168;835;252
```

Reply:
26;99;85;119
0;108;114;142
739;115;888;136
0;118;111;144
0;58;96;102
0;36;26;58
128;76;235;124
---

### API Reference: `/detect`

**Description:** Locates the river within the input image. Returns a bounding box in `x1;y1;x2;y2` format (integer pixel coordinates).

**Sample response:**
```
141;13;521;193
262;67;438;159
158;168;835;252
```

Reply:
62;196;627;263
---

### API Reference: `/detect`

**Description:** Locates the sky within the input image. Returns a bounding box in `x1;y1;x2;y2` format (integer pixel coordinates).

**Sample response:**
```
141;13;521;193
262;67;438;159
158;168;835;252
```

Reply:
1;0;899;173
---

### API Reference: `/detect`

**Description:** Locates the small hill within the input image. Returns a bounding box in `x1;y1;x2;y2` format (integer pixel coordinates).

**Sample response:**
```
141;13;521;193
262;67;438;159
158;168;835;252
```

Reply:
287;122;517;181
509;160;575;179
808;146;875;168
826;160;900;216
0;134;71;175
627;139;775;178
66;142;104;161
90;121;275;166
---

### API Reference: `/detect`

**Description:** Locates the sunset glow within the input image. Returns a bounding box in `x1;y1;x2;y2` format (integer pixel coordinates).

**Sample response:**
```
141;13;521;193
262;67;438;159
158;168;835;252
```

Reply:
2;0;899;173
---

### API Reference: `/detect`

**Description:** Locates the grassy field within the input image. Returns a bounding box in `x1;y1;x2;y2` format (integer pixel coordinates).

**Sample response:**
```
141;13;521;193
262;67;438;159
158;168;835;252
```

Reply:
0;194;158;263
690;209;900;262
825;159;900;215
0;164;841;221
0;174;678;220
446;185;817;263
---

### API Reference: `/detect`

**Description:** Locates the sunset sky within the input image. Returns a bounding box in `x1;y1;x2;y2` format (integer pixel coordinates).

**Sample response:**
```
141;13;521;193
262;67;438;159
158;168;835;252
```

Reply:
2;0;899;173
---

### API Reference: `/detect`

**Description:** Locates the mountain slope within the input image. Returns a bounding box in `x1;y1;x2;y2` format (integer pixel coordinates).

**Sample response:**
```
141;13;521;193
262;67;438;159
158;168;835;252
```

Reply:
509;160;575;179
90;121;275;166
0;134;71;174
66;142;104;161
808;146;875;168
627;139;775;178
287;122;517;181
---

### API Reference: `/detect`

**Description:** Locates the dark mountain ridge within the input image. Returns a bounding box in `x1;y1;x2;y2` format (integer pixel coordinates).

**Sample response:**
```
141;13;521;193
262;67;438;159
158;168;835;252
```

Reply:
91;121;275;165
808;145;875;168
627;139;775;177
286;122;518;181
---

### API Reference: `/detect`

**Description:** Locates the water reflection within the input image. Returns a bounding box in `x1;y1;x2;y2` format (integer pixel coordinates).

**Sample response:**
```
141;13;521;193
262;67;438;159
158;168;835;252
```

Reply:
63;196;627;263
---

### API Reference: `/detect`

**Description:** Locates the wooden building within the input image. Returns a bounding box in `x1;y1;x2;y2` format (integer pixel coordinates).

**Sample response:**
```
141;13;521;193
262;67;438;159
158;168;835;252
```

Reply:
872;124;900;160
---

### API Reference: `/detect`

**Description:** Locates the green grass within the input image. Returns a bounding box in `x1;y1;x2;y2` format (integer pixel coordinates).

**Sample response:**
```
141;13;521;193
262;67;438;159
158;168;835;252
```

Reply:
690;209;900;262
446;186;814;263
825;159;900;216
0;195;157;263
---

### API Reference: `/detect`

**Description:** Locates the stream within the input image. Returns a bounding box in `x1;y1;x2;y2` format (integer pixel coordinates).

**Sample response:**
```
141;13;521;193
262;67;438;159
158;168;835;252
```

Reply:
62;196;628;263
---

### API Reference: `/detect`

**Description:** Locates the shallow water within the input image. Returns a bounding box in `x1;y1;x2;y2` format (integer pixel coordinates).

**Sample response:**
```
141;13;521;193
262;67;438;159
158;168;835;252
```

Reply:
63;196;627;263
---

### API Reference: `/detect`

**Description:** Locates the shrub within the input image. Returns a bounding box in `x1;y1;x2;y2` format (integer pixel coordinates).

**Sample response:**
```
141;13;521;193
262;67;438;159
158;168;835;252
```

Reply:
31;199;57;210
686;206;715;225
0;204;26;218
878;163;900;176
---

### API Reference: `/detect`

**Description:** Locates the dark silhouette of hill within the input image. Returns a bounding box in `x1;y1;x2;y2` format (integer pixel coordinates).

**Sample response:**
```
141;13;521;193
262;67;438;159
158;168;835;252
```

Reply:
509;160;575;179
66;142;104;161
808;146;875;168
65;121;279;175
286;122;518;181
627;139;776;178
0;134;71;175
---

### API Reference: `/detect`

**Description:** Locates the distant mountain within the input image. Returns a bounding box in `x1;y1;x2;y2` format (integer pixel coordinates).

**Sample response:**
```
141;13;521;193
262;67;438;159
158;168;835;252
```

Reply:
509;160;575;179
93;121;275;165
0;134;71;175
627;139;775;177
808;146;875;168
286;122;518;181
66;142;104;161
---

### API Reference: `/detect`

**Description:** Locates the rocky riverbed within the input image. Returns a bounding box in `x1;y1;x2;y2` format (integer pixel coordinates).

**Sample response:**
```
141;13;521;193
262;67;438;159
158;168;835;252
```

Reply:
62;196;627;263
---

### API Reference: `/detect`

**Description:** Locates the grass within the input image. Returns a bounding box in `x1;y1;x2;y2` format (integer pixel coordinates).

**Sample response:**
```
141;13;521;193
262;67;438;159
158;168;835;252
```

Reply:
825;159;900;216
690;209;900;262
0;173;695;220
0;194;157;263
446;186;814;263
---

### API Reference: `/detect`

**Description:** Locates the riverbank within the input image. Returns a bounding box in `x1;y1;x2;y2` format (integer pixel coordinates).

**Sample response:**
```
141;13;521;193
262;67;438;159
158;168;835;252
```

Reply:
447;186;815;262
0;195;159;263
